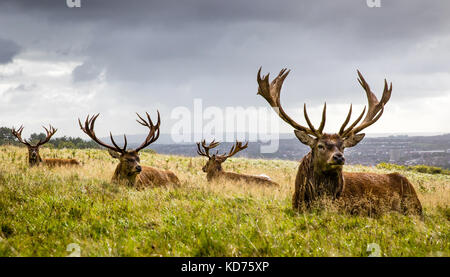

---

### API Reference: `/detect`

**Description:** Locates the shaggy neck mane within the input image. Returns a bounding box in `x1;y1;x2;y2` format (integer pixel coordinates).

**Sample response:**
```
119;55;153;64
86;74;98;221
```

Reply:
296;151;344;206
29;154;42;166
206;163;223;181
112;164;138;186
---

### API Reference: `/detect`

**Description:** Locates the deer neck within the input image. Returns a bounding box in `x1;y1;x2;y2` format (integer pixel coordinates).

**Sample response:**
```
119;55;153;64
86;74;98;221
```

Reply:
29;154;42;166
300;151;344;200
206;164;224;181
112;163;139;186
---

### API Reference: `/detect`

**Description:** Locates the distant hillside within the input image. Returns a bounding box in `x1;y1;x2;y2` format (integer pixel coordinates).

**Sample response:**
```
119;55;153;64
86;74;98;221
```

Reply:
143;133;450;169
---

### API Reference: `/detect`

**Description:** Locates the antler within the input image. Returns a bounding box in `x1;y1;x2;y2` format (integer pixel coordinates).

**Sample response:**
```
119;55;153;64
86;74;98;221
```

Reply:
257;67;326;138
35;125;58;146
339;70;392;137
217;140;248;160
79;111;161;153
11;125;32;146
134;111;161;152
79;114;128;153
11;125;57;147
196;139;220;158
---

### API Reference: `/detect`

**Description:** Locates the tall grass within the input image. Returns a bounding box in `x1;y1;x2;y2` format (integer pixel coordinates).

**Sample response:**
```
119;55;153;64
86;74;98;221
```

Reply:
0;145;448;257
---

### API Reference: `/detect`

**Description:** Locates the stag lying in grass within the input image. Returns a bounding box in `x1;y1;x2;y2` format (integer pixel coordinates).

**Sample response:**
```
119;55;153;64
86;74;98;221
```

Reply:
79;112;180;188
197;140;279;187
257;67;422;216
11;125;80;167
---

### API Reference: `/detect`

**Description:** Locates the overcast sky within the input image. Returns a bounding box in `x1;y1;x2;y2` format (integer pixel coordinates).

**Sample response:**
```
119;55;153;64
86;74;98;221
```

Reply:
0;0;449;141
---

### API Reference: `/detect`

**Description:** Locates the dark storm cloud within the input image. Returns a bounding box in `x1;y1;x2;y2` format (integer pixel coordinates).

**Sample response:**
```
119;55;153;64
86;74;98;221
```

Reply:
72;61;103;82
0;0;449;135
0;38;21;64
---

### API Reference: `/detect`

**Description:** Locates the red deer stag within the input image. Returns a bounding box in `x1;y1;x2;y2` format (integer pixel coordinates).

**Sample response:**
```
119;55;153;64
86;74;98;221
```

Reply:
197;140;279;187
11;125;80;167
257;67;422;216
79;112;180;188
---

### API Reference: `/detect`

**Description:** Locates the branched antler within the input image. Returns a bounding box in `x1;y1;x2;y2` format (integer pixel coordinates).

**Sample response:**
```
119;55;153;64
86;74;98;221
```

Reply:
339;70;392;137
36;125;58;146
79;114;127;153
216;140;248;160
196;139;220;158
258;67;392;140
257;67;326;138
11;126;31;146
134;111;161;152
79;112;161;153
11;125;57;147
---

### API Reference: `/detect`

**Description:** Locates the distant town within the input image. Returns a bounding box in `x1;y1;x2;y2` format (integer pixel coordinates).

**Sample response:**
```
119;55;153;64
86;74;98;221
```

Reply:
149;133;450;169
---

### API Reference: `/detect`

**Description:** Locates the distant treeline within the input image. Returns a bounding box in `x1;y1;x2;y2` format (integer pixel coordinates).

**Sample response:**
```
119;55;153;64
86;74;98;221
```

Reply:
0;127;100;149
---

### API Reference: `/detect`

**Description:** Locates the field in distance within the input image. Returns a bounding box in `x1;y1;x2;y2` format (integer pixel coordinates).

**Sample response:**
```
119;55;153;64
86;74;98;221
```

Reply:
0;145;448;257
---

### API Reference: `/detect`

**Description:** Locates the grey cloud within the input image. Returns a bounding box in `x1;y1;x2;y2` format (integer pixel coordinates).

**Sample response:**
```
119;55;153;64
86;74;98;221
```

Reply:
0;38;21;64
0;0;449;134
72;61;103;82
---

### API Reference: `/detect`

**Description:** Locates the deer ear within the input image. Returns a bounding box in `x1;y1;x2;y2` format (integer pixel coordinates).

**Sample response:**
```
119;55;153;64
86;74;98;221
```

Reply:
343;133;365;148
108;149;121;159
294;130;316;147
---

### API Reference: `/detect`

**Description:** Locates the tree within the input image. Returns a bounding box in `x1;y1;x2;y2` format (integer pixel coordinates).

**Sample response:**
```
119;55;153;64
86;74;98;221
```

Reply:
0;126;101;149
0;127;18;145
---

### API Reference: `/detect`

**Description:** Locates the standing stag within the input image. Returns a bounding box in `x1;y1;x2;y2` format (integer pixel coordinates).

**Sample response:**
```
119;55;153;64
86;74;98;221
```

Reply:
197;140;279;186
79;112;180;188
11;125;80;167
257;67;422;216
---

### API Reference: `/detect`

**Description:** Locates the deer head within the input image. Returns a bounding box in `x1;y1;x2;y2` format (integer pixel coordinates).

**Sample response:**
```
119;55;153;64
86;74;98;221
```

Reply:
79;112;160;182
197;140;248;177
257;67;392;174
11;125;57;166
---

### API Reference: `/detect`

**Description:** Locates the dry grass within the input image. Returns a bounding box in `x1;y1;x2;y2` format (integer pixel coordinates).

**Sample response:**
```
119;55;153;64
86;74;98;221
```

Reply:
0;145;448;257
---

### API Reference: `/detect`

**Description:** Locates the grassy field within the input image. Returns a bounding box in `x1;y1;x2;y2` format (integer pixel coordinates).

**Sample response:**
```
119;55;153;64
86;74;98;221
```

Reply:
0;145;448;257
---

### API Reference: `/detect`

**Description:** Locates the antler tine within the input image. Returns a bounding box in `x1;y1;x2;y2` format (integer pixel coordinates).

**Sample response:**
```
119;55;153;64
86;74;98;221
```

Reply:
317;103;327;134
78;114;126;153
196;141;209;157
197;139;220;158
11;125;32;146
36;124;58;146
257;67;318;137
341;70;392;137
340;106;366;137
134;111;161;152
302;103;327;137
339;104;353;135
109;132;128;152
219;140;249;159
136;111;161;130
303;104;317;135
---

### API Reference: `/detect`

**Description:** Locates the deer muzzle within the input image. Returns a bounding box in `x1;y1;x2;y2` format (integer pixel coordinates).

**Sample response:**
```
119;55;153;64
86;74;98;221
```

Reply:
332;152;345;165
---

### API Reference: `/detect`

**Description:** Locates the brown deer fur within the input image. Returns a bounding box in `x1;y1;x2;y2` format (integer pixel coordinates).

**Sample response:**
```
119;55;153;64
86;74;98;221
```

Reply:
108;149;180;188
197;140;279;187
292;134;423;216
257;68;422;216
79;112;180;188
12;125;80;167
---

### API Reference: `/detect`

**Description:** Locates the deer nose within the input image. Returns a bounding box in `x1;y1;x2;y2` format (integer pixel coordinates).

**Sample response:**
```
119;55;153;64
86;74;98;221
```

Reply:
136;165;142;172
332;153;345;165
